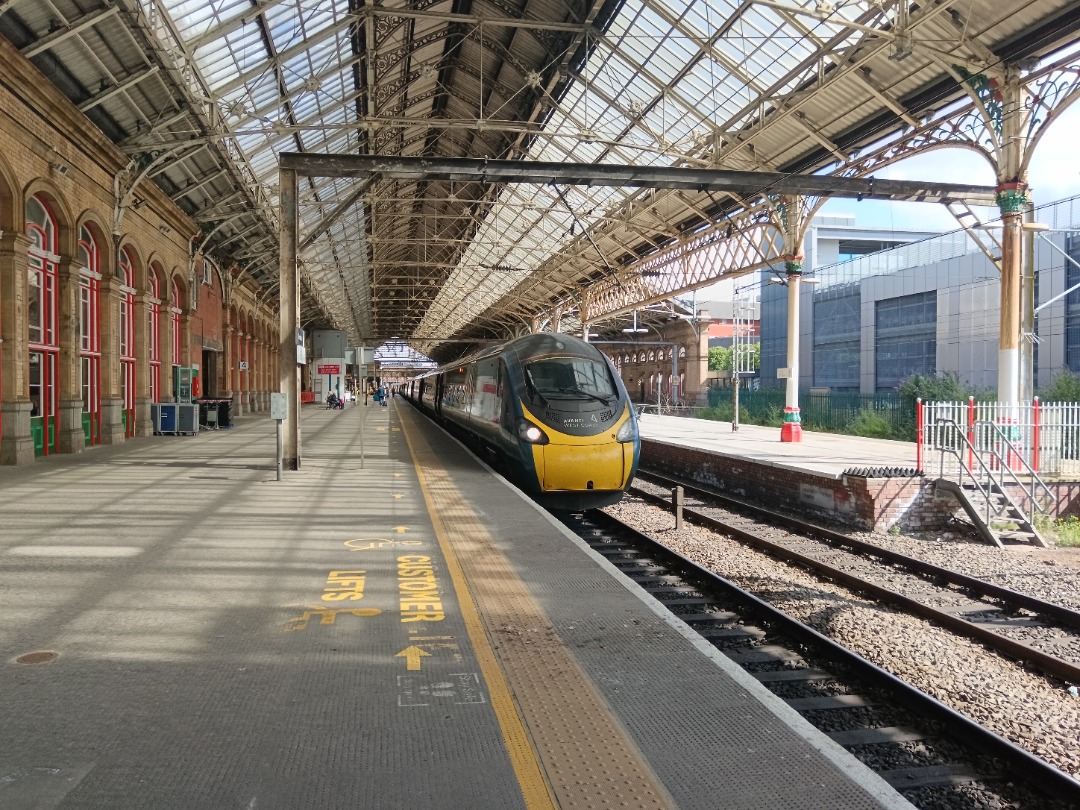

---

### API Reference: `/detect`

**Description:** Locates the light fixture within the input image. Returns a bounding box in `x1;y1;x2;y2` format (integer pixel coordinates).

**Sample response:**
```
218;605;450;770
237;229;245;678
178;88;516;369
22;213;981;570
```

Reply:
49;161;69;176
889;34;914;62
622;311;649;333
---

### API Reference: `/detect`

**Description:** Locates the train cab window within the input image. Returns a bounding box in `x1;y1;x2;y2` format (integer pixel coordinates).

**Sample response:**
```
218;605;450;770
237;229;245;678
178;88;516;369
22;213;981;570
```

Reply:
524;356;618;404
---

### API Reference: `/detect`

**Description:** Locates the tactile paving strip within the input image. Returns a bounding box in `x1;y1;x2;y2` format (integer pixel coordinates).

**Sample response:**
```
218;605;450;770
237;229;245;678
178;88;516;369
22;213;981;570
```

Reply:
402;410;675;809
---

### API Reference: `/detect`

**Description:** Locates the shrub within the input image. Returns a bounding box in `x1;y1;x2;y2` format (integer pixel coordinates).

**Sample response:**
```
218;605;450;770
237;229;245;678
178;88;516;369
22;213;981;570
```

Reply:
1038;369;1080;403
897;371;971;403
847;408;896;439
762;404;785;427
1034;514;1080;548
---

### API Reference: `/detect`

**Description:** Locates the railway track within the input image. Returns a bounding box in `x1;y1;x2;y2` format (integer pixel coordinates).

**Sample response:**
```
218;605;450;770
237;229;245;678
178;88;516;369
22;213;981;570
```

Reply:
631;470;1080;686
559;508;1080;809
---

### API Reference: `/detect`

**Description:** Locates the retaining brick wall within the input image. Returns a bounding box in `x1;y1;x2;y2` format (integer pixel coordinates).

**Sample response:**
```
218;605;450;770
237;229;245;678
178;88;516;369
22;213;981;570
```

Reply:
641;438;959;533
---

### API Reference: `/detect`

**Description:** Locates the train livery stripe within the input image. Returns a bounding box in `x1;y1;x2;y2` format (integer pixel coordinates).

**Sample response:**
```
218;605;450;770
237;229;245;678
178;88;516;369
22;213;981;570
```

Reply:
400;411;557;810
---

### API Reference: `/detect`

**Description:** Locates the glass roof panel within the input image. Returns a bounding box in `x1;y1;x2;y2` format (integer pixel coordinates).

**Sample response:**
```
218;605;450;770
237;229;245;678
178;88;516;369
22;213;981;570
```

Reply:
137;0;999;344
678;0;742;37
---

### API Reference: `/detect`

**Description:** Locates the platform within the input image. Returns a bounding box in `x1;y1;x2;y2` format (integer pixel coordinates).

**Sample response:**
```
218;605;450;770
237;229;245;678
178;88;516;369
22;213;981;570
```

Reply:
0;400;912;809
638;413;919;477
637;413;952;533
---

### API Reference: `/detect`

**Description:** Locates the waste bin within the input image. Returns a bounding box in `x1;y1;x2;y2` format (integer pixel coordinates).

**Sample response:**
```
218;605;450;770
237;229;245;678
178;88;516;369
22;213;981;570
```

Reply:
218;399;233;428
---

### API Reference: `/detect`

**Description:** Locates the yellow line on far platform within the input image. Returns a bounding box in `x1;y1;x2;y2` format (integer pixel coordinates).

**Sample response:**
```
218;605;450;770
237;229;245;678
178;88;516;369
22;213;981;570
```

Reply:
399;411;556;810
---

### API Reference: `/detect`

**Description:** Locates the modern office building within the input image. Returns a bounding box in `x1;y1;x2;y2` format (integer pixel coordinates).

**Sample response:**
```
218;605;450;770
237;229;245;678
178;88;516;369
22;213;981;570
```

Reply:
757;197;1080;396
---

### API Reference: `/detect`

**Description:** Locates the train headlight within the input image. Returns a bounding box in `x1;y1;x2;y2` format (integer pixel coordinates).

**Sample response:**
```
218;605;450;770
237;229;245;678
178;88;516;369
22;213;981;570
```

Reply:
616;418;636;443
517;419;550;445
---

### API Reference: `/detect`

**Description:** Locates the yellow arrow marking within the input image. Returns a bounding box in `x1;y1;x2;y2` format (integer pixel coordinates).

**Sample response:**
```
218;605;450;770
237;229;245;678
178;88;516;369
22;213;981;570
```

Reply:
393;493;403;499
396;645;431;671
393;526;407;534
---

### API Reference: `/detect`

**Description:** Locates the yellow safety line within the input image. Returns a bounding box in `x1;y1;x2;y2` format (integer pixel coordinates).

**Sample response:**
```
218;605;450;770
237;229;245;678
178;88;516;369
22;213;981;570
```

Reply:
400;412;556;810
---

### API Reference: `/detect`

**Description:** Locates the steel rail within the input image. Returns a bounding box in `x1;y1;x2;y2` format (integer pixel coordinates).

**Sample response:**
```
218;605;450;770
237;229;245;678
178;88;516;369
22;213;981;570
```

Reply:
631;473;1080;685
585;509;1080;805
639;469;1080;628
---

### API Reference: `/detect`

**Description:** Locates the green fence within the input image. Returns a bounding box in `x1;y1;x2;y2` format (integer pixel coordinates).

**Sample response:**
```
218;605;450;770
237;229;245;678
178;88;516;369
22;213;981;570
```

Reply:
703;388;917;440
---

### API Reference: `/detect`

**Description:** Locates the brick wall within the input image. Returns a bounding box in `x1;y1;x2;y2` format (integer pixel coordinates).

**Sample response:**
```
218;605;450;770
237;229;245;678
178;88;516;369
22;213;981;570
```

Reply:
641;438;960;533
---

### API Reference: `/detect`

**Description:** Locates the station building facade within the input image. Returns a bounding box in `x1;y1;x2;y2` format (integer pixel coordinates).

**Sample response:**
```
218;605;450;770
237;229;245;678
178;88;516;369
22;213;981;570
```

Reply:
758;198;1080;397
601;317;710;406
0;36;280;465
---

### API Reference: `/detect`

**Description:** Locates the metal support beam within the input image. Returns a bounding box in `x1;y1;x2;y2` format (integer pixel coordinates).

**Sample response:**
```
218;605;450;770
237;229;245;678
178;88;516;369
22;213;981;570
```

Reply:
279;167;301;470
277;154;998;204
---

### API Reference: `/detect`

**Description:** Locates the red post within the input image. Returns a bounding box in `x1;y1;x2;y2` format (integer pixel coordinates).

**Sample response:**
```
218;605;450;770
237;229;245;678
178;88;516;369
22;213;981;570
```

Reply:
967;396;975;473
1033;397;1040;473
915;398;923;472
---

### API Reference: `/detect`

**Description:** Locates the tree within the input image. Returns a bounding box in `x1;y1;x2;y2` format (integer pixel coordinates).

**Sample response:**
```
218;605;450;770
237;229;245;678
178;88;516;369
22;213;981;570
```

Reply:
708;346;732;371
709;344;760;372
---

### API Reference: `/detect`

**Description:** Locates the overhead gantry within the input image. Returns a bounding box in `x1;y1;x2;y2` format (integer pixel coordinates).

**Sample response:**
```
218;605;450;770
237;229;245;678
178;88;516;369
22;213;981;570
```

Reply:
277;154;995;464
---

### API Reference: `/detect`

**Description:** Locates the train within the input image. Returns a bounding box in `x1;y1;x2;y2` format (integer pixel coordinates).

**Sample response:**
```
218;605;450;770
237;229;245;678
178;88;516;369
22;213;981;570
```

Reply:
402;332;640;511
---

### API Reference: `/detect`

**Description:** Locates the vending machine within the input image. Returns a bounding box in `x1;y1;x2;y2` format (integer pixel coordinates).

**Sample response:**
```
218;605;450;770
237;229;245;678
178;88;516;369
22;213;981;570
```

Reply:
174;366;194;403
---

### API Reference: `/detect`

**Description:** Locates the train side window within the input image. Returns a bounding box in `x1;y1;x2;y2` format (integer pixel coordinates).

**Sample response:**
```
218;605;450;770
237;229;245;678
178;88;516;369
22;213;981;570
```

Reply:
499;360;513;429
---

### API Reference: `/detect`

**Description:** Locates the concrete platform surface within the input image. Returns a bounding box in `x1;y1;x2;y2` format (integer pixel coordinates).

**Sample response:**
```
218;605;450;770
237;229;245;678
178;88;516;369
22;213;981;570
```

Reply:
0;401;913;809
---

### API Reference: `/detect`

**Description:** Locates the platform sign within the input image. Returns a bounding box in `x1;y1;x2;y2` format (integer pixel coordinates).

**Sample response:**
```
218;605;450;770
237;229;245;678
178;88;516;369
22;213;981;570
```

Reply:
317;364;341;375
270;392;288;421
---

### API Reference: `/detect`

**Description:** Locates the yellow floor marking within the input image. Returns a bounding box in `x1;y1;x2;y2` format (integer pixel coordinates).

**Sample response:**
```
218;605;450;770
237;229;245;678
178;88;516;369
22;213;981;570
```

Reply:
401;415;557;810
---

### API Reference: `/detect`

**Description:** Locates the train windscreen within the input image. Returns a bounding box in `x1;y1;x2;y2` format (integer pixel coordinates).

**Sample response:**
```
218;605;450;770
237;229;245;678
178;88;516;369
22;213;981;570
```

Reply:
523;357;617;404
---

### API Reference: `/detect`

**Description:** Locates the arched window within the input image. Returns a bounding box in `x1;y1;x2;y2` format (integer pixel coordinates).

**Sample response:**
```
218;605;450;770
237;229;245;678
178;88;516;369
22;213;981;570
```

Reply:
204;256;218;290
679;345;686;358
171;278;183;372
119;248;136;437
622;354;630;365
649;350;656;362
26;195;59;456
148;264;162;404
78;225;102;446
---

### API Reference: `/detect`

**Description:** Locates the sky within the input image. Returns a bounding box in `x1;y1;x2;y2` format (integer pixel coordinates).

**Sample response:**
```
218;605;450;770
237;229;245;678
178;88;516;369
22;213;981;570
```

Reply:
696;101;1080;301
817;101;1080;231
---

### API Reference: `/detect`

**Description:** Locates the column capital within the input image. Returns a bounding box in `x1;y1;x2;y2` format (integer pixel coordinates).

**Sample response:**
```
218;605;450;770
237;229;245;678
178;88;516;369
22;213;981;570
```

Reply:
0;230;31;254
995;182;1030;215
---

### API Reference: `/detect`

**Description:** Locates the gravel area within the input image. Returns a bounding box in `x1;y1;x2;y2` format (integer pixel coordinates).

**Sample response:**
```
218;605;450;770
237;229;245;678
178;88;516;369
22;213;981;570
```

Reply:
605;496;1080;782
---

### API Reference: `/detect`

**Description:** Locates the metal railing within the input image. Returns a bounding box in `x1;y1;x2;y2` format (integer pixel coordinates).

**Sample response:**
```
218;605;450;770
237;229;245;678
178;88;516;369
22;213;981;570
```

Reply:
929;417;1053;524
918;398;1080;478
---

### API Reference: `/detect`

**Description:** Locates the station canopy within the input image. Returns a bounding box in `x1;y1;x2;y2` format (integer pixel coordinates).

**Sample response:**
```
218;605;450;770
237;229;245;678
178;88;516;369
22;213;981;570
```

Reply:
1;0;1078;362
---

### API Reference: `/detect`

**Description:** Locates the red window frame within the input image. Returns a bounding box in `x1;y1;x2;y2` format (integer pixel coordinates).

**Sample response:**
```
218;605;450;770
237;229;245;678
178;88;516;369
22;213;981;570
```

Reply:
119;248;136;437
78;226;102;445
148;265;161;404
26;195;59;455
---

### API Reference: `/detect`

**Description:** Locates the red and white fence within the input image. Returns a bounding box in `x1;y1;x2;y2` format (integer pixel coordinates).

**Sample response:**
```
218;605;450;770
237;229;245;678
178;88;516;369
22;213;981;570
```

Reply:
918;398;1080;479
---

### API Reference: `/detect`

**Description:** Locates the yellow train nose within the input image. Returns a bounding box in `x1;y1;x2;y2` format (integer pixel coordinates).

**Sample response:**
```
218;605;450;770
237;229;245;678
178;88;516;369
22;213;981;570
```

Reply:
537;442;633;491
